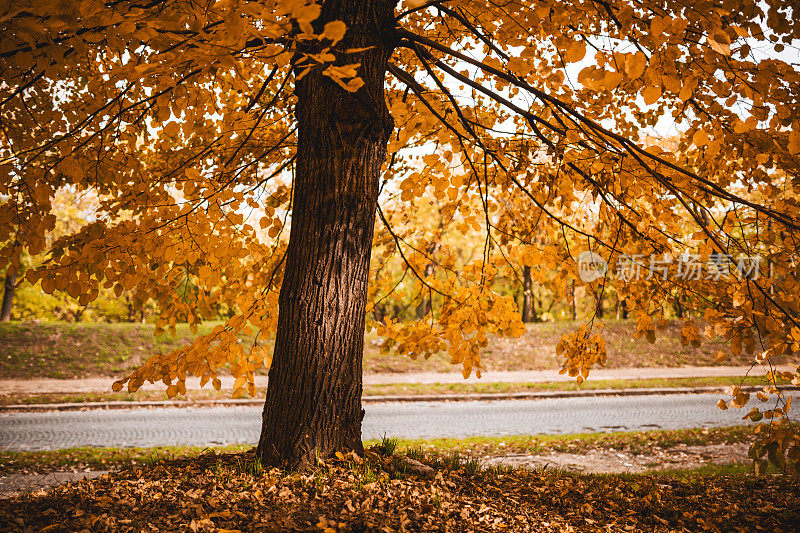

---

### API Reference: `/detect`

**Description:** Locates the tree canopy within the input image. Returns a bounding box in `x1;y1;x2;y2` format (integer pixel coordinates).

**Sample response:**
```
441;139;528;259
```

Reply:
1;0;799;469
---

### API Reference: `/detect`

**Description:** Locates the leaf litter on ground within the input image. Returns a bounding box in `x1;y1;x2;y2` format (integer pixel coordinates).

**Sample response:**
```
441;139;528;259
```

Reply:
0;445;798;532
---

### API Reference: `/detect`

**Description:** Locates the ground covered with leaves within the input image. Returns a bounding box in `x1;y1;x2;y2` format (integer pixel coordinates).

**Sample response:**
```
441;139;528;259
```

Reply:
1;445;797;532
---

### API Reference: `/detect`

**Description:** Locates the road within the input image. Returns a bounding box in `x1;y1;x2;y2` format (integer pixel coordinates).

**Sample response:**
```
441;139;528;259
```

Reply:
0;394;747;451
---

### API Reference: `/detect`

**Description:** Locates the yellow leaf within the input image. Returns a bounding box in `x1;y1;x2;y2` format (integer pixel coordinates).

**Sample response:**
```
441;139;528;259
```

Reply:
563;40;586;63
322;21;347;44
731;336;742;357
600;71;623;90
163;121;180;136
642;85;661;105
650;16;669;39
624;52;647;80
293;4;321;24
707;30;731;55
692;129;710;147
717;399;728;410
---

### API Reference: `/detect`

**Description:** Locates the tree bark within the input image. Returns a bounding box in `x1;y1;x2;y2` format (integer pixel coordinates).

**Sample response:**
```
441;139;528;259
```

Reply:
0;270;15;322
673;296;683;319
415;262;435;318
569;280;577;320
256;0;396;469
521;265;535;323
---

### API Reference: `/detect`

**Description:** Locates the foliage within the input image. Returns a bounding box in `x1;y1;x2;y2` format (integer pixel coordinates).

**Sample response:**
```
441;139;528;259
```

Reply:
1;448;799;531
1;0;800;467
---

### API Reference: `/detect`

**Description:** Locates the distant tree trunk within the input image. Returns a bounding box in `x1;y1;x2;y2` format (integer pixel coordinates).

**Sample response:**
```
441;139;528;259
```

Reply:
521;265;535;322
256;0;396;470
125;296;136;322
73;304;87;322
372;302;387;323
569;280;577;320
415;242;437;318
415;262;435;318
0;270;15;322
618;297;628;319
595;293;604;319
673;297;684;319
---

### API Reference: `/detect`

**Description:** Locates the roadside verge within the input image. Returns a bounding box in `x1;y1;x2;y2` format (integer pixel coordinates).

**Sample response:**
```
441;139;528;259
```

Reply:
2;384;798;411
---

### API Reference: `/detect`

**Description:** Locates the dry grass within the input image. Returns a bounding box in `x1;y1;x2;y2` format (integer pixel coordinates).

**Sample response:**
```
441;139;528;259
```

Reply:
0;319;771;380
0;322;216;379
362;319;765;373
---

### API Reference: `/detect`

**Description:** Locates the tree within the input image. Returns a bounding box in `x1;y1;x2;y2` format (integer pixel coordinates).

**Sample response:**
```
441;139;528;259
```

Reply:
2;0;799;471
0;268;14;322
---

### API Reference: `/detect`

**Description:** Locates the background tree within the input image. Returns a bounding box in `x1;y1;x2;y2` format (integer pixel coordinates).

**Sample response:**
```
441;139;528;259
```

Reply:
0;267;14;322
1;0;799;471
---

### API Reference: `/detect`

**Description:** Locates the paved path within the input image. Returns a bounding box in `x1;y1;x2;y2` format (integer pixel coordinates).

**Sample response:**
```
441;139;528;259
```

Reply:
0;394;748;451
0;471;108;498
0;365;787;394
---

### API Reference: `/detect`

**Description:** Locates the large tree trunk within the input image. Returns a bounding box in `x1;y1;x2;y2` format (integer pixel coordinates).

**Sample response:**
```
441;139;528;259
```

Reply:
0;270;15;322
256;0;396;469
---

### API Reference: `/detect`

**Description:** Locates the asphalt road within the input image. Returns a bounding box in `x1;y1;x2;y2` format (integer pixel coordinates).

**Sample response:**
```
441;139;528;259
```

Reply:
0;394;747;451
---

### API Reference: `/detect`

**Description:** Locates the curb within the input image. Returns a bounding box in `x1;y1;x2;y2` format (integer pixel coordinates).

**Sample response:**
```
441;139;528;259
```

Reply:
2;385;798;412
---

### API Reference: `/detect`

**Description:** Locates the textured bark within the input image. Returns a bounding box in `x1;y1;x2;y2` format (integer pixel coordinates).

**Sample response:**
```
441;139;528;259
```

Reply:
0;270;15;322
521;265;534;323
256;0;396;469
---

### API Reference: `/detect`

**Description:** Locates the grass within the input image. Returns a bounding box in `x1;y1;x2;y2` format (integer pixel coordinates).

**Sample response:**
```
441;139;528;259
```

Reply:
0;318;773;380
0;444;251;475
0;375;786;406
362;375;788;396
1;426;752;476
0;321;229;379
366;425;755;457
